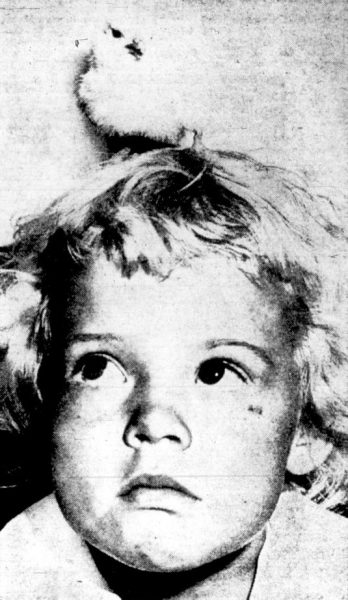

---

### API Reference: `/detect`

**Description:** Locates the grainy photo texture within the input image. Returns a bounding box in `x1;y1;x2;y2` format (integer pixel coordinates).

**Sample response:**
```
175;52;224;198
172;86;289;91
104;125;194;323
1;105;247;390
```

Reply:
0;2;347;599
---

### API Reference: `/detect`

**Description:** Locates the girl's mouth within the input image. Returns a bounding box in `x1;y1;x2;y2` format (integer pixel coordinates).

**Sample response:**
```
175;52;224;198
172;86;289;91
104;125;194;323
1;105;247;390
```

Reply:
119;474;200;504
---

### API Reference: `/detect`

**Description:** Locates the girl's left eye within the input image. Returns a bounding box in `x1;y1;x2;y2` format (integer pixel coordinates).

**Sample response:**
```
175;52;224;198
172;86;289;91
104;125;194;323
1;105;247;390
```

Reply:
72;354;127;386
196;358;248;385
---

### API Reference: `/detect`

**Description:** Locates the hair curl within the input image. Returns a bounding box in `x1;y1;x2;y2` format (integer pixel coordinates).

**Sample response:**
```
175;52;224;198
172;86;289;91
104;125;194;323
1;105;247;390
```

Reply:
1;146;347;512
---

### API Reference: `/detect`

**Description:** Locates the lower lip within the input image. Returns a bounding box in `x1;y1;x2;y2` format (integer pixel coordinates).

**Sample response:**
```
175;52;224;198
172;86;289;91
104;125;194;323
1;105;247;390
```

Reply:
121;487;196;510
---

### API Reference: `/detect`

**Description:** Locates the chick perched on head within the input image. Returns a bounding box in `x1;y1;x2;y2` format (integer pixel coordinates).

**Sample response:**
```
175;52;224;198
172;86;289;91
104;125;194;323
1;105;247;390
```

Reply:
76;12;213;144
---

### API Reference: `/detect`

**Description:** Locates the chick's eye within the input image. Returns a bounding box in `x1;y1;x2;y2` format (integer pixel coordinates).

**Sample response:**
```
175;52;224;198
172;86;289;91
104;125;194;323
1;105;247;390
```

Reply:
73;354;127;385
197;358;247;385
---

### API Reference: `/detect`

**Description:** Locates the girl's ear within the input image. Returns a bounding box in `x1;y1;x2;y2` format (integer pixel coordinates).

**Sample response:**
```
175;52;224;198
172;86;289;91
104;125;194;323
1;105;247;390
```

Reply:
286;425;333;476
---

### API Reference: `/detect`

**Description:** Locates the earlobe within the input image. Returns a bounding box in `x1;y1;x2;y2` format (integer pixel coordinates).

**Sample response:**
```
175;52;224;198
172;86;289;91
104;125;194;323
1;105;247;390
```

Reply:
286;426;333;476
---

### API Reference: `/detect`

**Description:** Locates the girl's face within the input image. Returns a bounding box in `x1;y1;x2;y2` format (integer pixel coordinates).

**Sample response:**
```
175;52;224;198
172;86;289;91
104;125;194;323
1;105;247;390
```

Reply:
51;254;299;572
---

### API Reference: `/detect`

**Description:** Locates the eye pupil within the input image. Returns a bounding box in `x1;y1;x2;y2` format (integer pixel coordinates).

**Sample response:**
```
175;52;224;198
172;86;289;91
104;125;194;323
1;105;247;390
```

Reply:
81;356;108;381
198;359;225;385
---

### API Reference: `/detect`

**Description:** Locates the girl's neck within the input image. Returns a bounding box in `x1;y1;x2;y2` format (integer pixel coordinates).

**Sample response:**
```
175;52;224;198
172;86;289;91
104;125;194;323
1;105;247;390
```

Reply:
88;530;265;600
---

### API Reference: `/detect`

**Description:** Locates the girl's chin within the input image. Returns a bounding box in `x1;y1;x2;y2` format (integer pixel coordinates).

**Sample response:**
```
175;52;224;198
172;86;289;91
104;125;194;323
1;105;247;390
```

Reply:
106;545;209;573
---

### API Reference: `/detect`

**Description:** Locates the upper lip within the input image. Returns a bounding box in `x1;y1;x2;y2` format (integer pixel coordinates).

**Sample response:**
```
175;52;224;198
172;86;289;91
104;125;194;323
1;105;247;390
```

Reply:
119;474;200;500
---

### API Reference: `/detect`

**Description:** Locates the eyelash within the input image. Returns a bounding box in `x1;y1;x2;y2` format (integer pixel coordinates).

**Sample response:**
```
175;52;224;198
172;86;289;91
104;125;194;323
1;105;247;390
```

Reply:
70;354;250;386
71;353;127;382
196;358;250;385
224;361;249;383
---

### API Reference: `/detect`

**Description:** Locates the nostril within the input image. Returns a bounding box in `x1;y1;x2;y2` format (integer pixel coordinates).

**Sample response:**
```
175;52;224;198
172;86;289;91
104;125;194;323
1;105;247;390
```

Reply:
136;432;150;443
166;434;181;443
135;432;180;444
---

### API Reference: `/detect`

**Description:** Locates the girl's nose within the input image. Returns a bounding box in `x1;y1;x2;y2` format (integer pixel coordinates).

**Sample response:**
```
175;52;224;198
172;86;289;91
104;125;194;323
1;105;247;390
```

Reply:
123;406;192;451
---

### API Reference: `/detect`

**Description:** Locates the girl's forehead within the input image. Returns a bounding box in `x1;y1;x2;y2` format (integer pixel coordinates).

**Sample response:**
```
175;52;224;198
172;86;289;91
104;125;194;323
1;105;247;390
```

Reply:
73;253;262;307
65;254;288;358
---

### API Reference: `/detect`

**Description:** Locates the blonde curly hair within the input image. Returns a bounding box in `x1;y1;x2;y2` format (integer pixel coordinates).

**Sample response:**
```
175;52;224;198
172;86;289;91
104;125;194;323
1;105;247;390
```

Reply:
1;146;347;512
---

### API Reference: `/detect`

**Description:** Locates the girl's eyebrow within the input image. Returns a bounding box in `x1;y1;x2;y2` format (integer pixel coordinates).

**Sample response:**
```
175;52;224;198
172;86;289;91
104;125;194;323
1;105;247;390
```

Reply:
67;334;274;366
205;339;274;367
67;332;124;344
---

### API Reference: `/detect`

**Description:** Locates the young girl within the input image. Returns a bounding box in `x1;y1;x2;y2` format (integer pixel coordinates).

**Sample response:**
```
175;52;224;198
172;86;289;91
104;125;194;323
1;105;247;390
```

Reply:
0;146;347;599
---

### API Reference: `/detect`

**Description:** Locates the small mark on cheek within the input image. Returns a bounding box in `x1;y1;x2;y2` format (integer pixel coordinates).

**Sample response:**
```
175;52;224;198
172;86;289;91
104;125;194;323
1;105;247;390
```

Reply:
125;40;143;60
248;404;263;415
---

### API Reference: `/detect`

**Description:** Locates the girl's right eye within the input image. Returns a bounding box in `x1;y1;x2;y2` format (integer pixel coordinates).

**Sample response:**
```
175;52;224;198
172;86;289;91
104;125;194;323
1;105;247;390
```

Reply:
72;354;128;387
